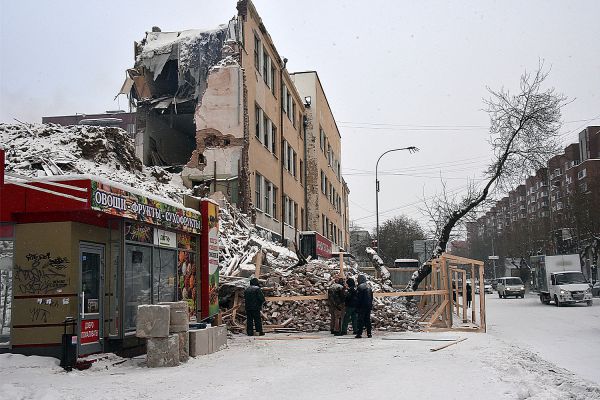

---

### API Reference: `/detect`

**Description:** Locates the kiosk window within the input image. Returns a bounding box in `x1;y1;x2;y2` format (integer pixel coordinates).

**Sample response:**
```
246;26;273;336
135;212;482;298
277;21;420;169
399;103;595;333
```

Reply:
124;245;152;331
81;252;100;314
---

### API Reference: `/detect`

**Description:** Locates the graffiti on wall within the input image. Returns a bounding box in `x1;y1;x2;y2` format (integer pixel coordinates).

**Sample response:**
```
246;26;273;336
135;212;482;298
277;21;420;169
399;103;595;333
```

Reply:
14;252;71;294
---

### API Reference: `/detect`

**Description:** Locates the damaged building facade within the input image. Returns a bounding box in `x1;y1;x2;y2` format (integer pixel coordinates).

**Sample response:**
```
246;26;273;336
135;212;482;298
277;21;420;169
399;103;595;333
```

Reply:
121;0;350;250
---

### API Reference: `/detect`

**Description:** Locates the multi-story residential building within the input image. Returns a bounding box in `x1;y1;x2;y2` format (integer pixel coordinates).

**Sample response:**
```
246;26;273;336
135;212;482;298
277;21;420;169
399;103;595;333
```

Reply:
291;71;349;249
120;0;349;248
470;126;600;256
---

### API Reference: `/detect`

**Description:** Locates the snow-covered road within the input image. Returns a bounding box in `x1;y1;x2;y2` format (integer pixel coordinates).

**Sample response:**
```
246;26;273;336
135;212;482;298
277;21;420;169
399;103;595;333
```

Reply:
2;294;600;399
486;292;600;384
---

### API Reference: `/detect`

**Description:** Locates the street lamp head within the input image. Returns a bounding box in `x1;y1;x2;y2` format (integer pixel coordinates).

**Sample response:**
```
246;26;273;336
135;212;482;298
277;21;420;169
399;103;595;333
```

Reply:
407;146;420;154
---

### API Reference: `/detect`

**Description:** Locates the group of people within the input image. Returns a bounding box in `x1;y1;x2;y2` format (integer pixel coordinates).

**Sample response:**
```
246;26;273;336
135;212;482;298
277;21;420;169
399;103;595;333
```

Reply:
243;275;374;338
327;274;373;338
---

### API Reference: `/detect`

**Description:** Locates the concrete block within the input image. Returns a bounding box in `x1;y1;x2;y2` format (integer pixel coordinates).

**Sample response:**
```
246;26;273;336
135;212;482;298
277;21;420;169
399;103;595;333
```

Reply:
136;305;170;338
189;328;209;357
159;301;189;333
178;331;189;362
146;334;180;368
214;325;228;352
207;326;215;354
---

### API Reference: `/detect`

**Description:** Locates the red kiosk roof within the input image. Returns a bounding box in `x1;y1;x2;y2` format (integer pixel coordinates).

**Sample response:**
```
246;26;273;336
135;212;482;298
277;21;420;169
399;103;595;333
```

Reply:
1;175;201;233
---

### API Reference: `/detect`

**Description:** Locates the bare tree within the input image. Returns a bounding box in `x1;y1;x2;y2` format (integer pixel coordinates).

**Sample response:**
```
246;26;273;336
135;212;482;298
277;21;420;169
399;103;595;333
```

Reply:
407;64;568;291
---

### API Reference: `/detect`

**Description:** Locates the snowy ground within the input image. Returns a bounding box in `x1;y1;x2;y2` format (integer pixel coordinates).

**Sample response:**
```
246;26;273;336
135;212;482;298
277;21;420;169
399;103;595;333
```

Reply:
2;296;600;400
486;292;600;385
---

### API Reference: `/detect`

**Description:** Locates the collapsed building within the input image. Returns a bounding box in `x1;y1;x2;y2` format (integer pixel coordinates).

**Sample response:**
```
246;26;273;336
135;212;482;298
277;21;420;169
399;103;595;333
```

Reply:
119;0;350;253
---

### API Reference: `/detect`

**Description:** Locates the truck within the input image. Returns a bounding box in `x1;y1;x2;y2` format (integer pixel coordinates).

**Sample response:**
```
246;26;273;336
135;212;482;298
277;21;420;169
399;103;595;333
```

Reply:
531;254;593;307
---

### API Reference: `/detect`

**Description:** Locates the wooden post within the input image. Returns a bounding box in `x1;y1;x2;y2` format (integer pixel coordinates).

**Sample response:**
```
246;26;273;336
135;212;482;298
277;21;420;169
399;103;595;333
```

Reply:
454;270;459;316
461;269;467;323
478;264;486;332
470;264;476;323
255;250;263;278
339;252;345;278
441;256;452;328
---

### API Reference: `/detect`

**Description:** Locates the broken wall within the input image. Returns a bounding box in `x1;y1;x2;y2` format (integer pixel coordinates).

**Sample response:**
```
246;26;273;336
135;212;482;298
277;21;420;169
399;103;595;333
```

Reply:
181;61;245;203
131;25;233;168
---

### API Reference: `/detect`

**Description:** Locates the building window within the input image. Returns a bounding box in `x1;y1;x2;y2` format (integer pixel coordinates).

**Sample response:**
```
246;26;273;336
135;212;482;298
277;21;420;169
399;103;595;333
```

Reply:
255;174;263;211
263;47;269;83
284;197;289;225
255;106;261;139
271;64;276;95
287;93;292;116
272;186;278;219
271;125;277;154
320;128;325;151
321;171;326;194
292;101;297;128
282;84;288;114
254;35;261;72
264;179;271;216
263;115;269;147
292;152;297;178
293;202;298;229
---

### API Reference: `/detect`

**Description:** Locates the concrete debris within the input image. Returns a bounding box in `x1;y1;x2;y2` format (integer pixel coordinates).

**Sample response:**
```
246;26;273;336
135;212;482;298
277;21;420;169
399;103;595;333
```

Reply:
159;301;190;333
177;331;190;363
136;305;171;338
146;335;180;368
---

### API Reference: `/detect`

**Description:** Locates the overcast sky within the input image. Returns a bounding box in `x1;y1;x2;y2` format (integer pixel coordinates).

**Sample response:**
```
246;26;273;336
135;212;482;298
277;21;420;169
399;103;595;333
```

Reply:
1;0;599;235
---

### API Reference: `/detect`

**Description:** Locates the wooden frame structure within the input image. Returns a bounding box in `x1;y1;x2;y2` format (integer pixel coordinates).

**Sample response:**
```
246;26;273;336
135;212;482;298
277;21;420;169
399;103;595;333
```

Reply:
417;253;486;332
245;253;486;333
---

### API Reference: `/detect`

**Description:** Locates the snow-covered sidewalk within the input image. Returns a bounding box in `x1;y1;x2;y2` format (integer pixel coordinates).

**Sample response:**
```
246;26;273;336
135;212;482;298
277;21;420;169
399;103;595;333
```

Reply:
1;331;599;400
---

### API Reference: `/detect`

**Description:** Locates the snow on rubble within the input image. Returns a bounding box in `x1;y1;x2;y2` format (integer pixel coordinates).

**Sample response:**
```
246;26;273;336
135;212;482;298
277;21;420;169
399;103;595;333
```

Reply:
214;194;420;333
1;122;419;333
0;122;188;202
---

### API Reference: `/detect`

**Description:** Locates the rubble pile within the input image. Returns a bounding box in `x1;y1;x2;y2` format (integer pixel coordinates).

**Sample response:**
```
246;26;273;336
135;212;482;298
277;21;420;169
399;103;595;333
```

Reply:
219;255;420;334
0;123;189;202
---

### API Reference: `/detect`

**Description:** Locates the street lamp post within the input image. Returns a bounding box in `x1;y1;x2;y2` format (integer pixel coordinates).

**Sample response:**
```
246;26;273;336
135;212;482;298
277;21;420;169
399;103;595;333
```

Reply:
375;146;419;256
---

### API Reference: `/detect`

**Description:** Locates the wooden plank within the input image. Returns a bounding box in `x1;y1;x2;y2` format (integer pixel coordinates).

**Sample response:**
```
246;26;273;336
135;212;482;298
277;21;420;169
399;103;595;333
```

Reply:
430;337;467;352
255;250;263;278
382;337;457;342
471;264;476;323
461;270;467;323
339;253;345;277
373;290;448;298
426;299;449;327
441;253;484;266
478;264;486;332
265;294;328;302
255;336;322;341
266;290;448;303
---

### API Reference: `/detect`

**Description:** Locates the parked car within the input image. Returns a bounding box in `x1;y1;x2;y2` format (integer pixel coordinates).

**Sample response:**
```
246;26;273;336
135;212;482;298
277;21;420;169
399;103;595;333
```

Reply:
592;282;600;297
474;282;493;294
497;277;525;298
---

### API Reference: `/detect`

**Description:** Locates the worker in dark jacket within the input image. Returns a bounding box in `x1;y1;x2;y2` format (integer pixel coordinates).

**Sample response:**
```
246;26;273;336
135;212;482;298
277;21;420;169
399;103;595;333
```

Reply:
244;277;265;336
327;277;346;335
341;277;358;335
355;274;373;338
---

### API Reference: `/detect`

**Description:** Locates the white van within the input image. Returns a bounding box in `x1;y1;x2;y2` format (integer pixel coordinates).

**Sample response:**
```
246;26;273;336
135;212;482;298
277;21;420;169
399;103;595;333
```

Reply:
497;277;525;298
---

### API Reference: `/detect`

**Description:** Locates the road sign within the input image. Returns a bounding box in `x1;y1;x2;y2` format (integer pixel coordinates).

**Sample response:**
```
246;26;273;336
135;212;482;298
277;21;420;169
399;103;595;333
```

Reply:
488;255;499;260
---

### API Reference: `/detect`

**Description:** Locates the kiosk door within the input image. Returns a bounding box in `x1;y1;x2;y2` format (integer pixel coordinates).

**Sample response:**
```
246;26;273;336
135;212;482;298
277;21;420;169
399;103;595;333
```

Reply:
79;244;104;356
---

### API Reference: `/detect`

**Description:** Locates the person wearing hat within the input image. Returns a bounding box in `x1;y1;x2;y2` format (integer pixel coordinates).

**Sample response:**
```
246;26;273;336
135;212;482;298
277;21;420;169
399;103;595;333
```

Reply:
354;274;373;338
244;277;266;336
341;277;358;335
327;277;346;335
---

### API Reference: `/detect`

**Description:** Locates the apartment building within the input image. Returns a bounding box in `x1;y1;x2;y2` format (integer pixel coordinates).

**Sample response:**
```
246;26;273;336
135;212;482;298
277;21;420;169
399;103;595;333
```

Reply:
121;0;349;247
470;126;600;249
291;71;350;250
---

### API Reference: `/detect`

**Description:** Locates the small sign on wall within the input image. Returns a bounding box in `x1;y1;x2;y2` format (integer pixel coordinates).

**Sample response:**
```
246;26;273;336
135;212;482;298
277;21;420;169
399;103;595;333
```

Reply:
80;319;99;344
154;229;176;248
